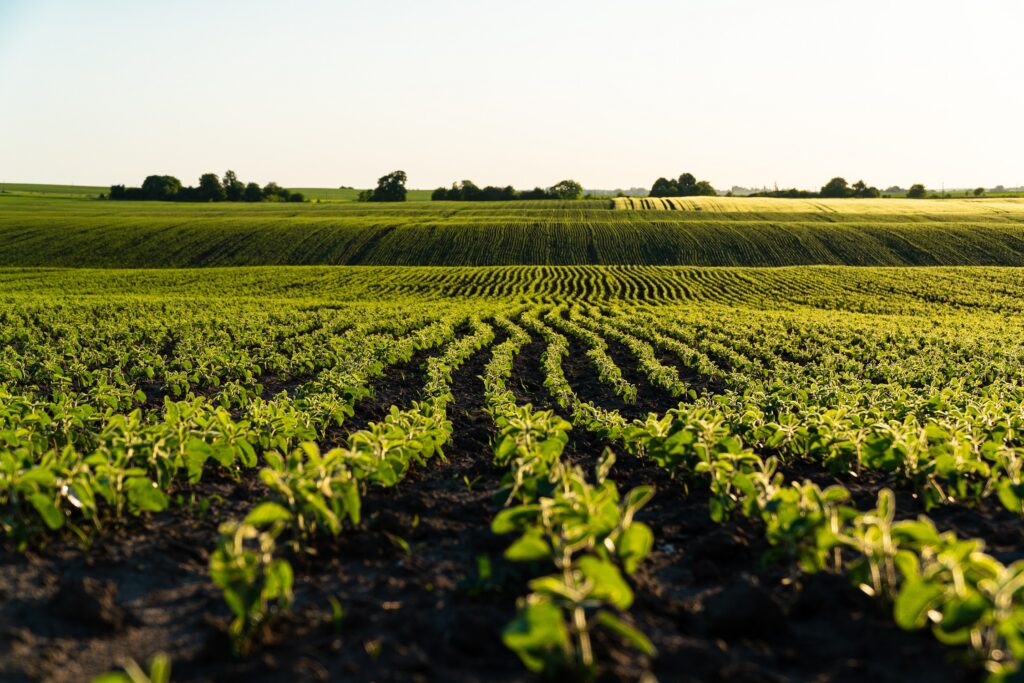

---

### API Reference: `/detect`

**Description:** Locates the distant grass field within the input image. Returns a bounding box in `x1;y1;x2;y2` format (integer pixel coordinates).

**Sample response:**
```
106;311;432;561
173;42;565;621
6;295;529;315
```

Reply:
0;182;109;197
5;194;1024;267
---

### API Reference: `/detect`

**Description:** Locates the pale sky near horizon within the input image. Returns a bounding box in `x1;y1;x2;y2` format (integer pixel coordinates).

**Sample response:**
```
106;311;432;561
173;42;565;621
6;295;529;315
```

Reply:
1;0;1022;190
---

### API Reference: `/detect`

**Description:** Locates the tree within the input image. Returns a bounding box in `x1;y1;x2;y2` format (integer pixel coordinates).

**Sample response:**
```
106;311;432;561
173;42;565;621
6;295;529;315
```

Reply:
692;180;717;196
974;187;985;197
677;173;697;192
198;173;227;201
820;177;852;198
649;177;678;197
851;180;880;198
907;183;927;199
262;182;292;202
223;170;245;202
140;175;181;200
549;179;582;200
520;187;551;200
369;170;407;202
458;180;481;201
431;187;449;201
243;182;263;202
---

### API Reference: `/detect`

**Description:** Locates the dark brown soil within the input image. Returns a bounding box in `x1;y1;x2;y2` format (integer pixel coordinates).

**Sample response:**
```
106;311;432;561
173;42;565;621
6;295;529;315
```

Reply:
0;329;991;682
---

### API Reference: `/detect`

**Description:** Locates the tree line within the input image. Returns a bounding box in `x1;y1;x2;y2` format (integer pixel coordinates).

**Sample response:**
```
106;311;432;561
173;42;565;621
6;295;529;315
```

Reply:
649;173;942;200
108;172;305;202
749;178;929;199
431;179;583;201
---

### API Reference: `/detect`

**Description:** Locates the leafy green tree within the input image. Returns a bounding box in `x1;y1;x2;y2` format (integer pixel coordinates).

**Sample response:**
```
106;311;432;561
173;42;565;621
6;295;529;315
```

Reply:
692;180;717;196
520;187;551;200
649;177;678;197
243;182;263;202
140;175;181;200
458;180;481;201
262;182;294;202
198;173;227;201
431;186;449;201
907;183;927;199
852;180;880;198
549;179;583;200
369;170;407;202
677;173;697;191
223;170;245;202
974;187;985;197
820;177;852;198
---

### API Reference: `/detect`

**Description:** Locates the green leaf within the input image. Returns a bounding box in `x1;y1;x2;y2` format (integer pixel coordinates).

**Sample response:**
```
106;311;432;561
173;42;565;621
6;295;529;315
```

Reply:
937;590;989;633
595;609;656;655
578;556;633;609
505;529;552;562
20;466;56;487
339;480;361;525
893;519;941;546
244;501;292;528
708;497;725;522
265;559;294;605
28;492;64;530
894;578;943;630
126;477;169;513
492;505;540;535
502;600;570;673
617;522;653;574
893;549;920;579
998;480;1024;514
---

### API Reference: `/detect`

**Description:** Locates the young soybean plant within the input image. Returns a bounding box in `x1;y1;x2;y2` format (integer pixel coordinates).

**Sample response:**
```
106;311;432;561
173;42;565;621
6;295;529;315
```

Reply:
495;451;656;676
208;502;294;656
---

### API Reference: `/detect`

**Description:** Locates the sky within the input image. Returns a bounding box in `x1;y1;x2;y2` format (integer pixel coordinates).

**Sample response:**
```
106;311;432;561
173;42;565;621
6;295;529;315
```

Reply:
1;0;1022;191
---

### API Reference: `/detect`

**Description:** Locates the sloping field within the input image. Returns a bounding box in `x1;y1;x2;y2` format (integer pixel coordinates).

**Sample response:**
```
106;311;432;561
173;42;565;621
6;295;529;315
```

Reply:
4;195;1024;267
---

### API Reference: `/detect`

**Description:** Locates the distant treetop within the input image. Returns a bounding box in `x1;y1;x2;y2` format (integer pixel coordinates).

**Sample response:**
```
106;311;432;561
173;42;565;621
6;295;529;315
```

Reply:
649;173;717;198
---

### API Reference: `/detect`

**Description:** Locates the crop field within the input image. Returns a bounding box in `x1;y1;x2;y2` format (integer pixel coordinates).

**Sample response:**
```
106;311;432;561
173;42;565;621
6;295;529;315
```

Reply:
7;195;1024;268
613;195;1024;214
0;183;110;197
2;265;1024;682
